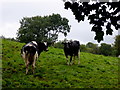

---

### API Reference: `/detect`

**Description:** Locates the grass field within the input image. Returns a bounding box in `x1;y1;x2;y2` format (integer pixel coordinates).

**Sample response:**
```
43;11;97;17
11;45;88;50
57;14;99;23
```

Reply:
2;39;119;88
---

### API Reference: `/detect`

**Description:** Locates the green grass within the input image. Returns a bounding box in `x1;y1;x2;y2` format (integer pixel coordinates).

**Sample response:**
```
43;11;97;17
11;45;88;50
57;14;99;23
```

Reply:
2;39;119;88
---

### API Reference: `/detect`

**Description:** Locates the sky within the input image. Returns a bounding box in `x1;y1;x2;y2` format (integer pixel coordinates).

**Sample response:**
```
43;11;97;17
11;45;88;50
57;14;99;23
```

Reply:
0;0;118;45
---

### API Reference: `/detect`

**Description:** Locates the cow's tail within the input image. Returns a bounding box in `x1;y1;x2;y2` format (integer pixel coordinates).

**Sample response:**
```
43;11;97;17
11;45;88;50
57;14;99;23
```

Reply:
25;46;37;65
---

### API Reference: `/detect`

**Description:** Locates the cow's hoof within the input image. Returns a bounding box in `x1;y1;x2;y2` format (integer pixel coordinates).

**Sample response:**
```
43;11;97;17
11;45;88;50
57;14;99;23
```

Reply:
67;64;69;65
73;62;75;65
67;62;69;65
26;71;28;75
33;72;35;74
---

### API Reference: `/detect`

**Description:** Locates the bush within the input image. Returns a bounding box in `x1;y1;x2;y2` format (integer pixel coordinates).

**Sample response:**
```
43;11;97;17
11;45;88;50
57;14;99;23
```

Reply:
54;41;64;49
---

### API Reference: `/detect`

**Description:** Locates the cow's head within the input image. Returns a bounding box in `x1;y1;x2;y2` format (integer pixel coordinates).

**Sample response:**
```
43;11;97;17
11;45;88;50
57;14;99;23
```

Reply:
62;41;72;49
37;42;48;52
43;42;49;51
38;41;53;52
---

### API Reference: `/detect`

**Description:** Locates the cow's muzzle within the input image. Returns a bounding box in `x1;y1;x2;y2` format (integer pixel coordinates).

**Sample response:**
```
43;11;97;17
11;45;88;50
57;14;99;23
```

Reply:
45;48;49;51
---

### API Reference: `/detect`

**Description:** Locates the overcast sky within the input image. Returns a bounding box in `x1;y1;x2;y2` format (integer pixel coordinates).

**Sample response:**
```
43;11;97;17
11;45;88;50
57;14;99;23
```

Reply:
0;0;118;45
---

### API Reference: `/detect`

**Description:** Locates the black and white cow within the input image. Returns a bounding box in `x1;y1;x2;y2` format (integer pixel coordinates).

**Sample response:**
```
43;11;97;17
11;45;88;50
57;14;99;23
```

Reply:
62;40;80;65
21;41;48;74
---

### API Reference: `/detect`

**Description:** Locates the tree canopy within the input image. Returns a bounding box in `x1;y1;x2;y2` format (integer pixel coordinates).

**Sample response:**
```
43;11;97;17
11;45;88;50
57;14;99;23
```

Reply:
17;14;70;43
114;35;120;56
99;43;112;56
64;0;120;42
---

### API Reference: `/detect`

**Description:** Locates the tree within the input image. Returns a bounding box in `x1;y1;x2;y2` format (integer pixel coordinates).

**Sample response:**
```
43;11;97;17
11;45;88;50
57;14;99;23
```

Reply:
114;35;120;56
80;44;87;52
86;42;99;54
17;14;70;43
111;45;117;56
99;43;112;56
86;42;95;48
54;40;64;49
64;0;120;42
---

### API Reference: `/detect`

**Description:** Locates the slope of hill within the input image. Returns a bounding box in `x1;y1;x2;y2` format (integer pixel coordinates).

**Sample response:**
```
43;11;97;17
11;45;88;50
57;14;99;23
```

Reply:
2;39;119;88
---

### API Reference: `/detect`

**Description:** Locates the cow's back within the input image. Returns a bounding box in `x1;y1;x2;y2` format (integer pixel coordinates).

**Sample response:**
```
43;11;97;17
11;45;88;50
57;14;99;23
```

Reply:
22;42;37;54
70;41;80;55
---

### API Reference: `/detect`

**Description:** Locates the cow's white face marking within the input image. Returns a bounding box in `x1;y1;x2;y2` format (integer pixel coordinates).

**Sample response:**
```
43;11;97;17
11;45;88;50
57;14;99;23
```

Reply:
44;42;47;46
118;55;120;58
32;41;37;45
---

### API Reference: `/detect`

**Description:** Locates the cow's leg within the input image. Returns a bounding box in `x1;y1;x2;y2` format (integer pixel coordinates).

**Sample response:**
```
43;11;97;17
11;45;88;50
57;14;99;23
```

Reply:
66;56;69;65
66;55;69;65
32;52;38;74
32;59;36;74
73;55;76;64
78;51;80;64
32;62;35;74
70;56;73;65
24;54;29;74
26;60;29;74
22;52;27;66
23;59;26;67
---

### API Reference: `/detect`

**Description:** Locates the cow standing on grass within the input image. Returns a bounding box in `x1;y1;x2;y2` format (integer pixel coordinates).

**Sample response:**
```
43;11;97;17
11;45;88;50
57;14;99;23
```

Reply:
21;41;48;74
62;40;80;65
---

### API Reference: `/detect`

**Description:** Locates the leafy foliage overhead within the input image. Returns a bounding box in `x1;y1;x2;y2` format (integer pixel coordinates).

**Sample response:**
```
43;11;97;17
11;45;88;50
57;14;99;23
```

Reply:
17;14;70;43
64;1;120;42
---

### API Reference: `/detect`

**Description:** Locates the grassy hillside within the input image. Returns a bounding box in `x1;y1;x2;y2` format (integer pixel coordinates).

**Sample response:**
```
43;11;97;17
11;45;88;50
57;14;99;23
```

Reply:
2;39;119;88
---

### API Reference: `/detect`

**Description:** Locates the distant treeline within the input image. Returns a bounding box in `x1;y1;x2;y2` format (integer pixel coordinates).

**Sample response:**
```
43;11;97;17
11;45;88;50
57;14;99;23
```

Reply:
0;36;17;42
54;41;116;56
